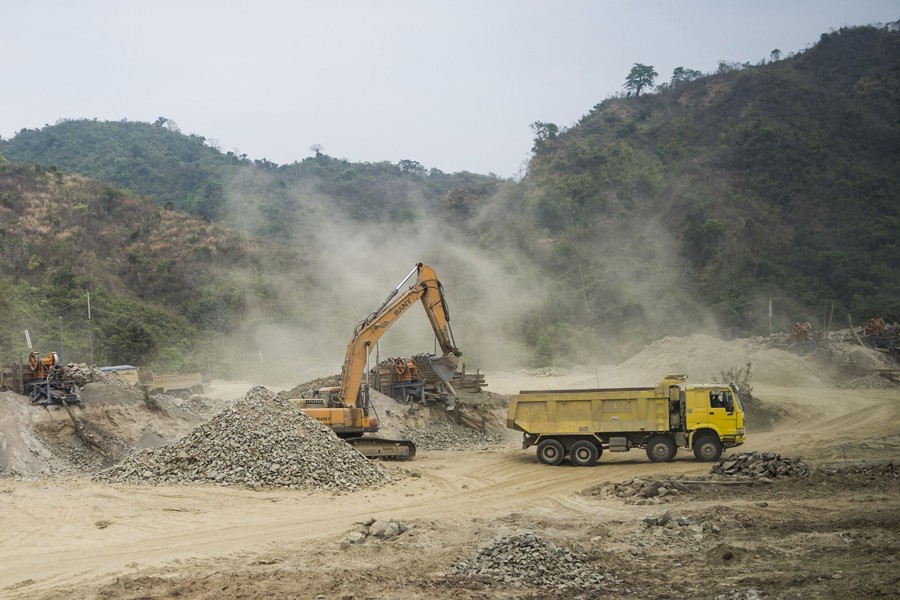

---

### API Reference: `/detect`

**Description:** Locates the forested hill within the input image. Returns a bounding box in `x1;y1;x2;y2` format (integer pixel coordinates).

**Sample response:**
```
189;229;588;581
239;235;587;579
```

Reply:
0;118;504;236
0;23;897;371
521;23;900;333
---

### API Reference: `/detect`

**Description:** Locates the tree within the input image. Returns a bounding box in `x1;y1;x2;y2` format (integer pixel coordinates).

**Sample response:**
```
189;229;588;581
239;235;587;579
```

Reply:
671;66;703;85
398;159;425;174
530;121;559;155
770;49;782;62
624;63;658;97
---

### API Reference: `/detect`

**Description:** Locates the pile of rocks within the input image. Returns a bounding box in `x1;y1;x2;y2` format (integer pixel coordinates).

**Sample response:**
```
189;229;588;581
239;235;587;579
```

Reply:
94;386;387;492
591;477;693;505
399;419;506;451
63;363;106;387
341;517;413;549
712;451;809;478
277;375;340;400
832;374;899;390
449;532;617;590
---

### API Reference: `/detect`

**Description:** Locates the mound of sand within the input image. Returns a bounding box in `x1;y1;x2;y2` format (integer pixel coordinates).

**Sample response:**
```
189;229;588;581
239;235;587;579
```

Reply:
619;334;825;386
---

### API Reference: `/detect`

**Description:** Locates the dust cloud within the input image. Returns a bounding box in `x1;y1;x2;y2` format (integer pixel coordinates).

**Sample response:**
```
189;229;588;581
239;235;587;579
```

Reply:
215;174;549;383
214;169;730;384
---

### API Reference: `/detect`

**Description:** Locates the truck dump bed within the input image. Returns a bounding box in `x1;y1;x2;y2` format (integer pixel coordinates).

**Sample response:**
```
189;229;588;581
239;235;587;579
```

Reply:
507;386;674;436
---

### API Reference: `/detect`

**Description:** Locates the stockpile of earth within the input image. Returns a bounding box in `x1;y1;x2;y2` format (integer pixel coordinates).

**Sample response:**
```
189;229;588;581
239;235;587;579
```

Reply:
93;386;387;492
399;419;507;451
449;531;620;591
832;374;899;390
619;333;824;386
712;451;810;478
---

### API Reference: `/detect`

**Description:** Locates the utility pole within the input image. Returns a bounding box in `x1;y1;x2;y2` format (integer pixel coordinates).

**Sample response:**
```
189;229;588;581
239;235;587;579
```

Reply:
58;316;64;364
87;291;94;365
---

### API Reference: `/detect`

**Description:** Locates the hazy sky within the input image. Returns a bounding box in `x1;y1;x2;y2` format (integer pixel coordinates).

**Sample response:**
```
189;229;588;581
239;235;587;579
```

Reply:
4;1;897;177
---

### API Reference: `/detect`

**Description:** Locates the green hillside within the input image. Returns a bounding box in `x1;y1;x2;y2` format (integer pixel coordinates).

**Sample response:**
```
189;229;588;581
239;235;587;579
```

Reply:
518;24;900;340
1;23;897;369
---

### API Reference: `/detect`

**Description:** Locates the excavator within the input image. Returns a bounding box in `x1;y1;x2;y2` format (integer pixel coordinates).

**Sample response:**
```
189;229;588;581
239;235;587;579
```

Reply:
295;263;462;460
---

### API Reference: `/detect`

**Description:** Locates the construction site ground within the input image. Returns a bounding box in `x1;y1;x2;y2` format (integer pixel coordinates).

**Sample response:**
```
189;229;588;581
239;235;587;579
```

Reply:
1;333;899;600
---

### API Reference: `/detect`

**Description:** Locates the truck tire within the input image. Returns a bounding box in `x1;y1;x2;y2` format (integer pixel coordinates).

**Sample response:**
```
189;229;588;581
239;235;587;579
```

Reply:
569;440;599;467
646;435;676;462
536;439;565;466
693;435;723;462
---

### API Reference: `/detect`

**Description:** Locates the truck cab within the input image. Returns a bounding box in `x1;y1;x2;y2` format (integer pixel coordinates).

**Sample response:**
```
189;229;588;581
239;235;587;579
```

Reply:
684;384;746;460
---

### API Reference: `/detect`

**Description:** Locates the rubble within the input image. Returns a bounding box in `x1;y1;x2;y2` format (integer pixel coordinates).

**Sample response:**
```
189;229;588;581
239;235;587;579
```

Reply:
93;386;387;492
590;477;693;504
63;363;107;387
399;419;506;451
340;517;412;549
449;531;618;590
277;375;340;400
712;451;809;478
832;374;899;390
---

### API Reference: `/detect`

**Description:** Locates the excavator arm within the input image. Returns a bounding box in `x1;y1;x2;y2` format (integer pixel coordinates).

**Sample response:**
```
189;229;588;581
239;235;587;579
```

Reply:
339;263;461;407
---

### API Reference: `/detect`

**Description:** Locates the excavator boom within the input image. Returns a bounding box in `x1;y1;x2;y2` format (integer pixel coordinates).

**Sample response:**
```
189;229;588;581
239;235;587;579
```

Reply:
300;263;461;460
339;263;461;407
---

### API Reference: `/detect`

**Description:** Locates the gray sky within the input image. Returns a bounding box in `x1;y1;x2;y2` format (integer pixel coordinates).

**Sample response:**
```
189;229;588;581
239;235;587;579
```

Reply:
4;1;897;177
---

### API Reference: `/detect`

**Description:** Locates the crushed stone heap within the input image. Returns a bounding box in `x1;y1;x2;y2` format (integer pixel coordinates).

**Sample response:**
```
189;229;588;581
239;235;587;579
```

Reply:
449;532;618;590
832;374;899;390
94;386;386;492
712;451;809;478
399;419;506;451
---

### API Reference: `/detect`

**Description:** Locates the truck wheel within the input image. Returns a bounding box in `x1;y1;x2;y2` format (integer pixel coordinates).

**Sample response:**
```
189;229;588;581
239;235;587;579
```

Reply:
536;439;565;466
646;436;676;462
693;435;723;462
569;440;599;467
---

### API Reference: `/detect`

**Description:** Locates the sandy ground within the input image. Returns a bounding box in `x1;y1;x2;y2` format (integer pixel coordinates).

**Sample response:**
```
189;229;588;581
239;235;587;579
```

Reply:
1;339;899;599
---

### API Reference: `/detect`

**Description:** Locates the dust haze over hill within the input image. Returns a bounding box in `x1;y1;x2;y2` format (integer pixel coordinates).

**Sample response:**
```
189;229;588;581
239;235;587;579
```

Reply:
212;158;731;384
215;174;552;381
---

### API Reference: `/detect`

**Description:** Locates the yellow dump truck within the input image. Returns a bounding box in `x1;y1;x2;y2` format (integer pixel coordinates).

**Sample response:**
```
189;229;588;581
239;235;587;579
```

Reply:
507;374;745;466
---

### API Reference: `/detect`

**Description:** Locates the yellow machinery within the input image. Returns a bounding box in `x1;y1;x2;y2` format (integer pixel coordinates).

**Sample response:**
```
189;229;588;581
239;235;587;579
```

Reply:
507;375;746;466
298;263;461;459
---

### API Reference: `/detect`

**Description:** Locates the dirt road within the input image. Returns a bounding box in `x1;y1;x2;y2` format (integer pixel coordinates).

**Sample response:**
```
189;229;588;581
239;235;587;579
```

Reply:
1;375;899;599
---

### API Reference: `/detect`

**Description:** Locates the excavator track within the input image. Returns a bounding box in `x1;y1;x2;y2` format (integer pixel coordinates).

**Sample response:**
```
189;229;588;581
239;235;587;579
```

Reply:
345;437;417;461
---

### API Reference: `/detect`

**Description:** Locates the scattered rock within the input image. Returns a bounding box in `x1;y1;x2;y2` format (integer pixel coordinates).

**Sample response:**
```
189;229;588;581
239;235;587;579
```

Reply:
341;518;411;548
711;451;809;478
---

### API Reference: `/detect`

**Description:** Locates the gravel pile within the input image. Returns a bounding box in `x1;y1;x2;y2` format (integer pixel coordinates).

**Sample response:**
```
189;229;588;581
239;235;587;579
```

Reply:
712;451;809;478
832;374;899;390
94;386;386;492
399;419;506;451
64;363;106;387
449;532;617;590
278;376;340;400
591;477;693;505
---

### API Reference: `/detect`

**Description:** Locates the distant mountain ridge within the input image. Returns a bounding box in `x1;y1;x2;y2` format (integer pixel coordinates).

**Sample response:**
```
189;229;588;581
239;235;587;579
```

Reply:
1;23;897;370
